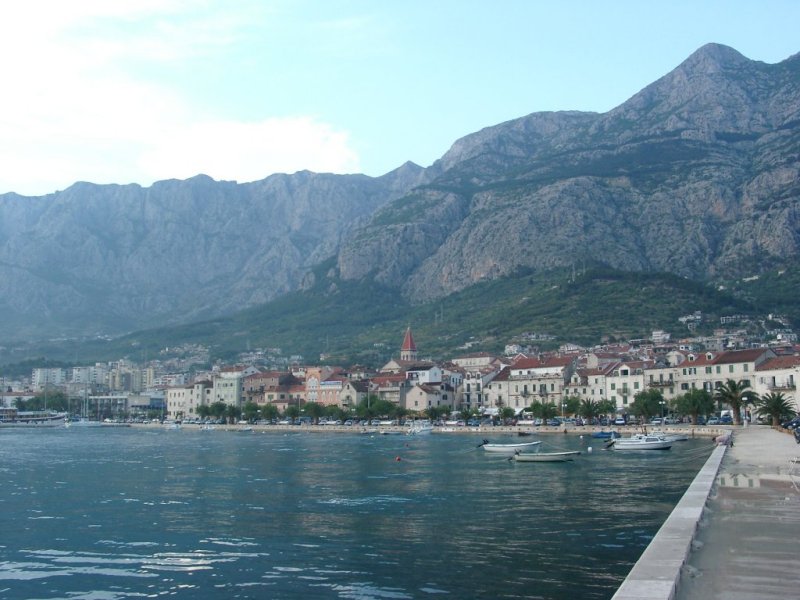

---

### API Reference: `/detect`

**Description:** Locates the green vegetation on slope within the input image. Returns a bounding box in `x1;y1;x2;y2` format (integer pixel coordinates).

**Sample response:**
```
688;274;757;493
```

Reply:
5;263;767;370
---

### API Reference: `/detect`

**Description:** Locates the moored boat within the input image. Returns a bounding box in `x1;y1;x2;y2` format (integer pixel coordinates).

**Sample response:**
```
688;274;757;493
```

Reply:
514;450;581;462
650;429;689;442
480;440;542;454
610;433;672;451
591;430;621;439
407;420;433;435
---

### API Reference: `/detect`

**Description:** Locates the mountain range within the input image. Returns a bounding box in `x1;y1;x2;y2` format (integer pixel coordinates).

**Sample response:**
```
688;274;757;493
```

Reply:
0;43;798;345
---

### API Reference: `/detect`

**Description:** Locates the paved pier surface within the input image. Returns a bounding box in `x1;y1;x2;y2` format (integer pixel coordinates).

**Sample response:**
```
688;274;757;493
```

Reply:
677;425;800;600
613;425;800;600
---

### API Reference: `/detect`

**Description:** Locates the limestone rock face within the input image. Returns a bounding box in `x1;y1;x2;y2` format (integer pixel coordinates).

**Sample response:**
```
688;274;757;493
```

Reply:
2;43;799;339
0;166;424;337
337;44;800;302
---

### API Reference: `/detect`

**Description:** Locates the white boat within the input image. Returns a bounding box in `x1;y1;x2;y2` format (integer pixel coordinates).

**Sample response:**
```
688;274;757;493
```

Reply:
514;450;581;462
611;433;672;451
650;429;689;442
480;440;542;454
407;421;433;435
66;417;104;428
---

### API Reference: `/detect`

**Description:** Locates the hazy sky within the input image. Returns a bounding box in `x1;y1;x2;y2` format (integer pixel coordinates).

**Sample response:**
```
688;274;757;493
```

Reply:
1;0;798;196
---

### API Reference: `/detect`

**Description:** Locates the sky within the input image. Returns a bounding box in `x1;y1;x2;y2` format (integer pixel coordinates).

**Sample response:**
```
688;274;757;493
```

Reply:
1;0;799;196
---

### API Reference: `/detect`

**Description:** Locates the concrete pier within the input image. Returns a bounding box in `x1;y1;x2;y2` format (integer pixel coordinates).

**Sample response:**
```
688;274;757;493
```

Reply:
613;426;800;600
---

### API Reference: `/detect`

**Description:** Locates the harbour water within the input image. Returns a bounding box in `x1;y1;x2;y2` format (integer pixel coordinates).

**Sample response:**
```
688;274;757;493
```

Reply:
0;427;713;599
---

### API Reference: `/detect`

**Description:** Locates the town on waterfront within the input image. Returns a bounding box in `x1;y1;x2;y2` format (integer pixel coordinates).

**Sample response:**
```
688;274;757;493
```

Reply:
2;320;798;429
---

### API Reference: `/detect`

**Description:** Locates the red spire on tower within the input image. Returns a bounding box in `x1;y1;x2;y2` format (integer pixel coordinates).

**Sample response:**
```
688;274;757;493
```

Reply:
400;326;418;361
401;326;416;352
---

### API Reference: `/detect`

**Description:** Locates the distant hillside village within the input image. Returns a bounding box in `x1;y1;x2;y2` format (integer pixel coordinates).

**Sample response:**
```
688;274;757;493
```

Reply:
2;318;799;421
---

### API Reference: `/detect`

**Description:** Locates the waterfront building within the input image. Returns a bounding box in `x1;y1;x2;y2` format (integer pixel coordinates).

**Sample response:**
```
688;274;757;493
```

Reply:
212;366;248;407
166;380;212;419
505;355;576;411
754;355;800;411
457;366;501;412
605;360;652;412
565;366;612;402
339;379;369;410
318;376;345;406
305;366;338;404
482;367;511;414
404;382;454;412
243;371;284;404
371;373;409;405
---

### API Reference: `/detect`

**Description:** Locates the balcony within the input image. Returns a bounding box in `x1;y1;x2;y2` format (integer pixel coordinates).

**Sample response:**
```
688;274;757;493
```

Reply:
769;383;796;391
648;380;674;388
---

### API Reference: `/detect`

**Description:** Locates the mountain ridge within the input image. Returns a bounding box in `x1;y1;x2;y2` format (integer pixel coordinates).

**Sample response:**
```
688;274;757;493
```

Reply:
335;43;800;302
0;43;798;344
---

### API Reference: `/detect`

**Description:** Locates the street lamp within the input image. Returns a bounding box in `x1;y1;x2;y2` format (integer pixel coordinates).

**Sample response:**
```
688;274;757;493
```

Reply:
659;400;666;422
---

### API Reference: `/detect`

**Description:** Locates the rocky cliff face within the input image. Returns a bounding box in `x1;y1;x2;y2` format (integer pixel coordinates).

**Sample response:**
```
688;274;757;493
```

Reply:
0;164;426;338
337;44;800;302
2;43;798;341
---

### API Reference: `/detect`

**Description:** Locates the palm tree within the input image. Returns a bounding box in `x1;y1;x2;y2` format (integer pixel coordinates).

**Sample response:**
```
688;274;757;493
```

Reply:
563;395;581;418
714;379;757;426
755;392;796;427
578;398;600;422
529;400;558;423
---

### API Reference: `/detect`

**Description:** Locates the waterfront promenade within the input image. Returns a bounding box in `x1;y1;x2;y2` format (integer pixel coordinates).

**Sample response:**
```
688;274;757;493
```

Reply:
677;425;800;600
614;425;800;600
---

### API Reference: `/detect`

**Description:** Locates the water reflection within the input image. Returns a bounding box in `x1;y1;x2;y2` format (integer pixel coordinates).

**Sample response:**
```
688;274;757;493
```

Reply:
0;428;711;599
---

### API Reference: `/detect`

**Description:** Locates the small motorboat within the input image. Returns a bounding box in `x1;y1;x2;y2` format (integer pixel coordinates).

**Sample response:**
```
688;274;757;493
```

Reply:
407;421;434;436
513;451;581;463
479;440;542;454
610;433;672;451
591;430;621;439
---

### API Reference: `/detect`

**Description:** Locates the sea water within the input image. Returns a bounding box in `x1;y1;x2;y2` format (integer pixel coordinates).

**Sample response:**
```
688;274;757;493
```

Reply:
0;427;712;599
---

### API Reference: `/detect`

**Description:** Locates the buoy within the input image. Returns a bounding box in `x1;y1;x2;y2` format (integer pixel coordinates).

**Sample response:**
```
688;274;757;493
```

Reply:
579;435;584;439
395;456;402;462
588;446;593;453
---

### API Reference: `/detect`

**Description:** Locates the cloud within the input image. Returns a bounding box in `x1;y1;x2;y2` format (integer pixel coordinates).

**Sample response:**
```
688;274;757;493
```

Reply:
0;2;361;195
139;116;361;184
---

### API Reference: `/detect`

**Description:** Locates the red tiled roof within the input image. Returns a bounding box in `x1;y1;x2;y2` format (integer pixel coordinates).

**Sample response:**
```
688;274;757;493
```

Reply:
512;356;573;370
756;355;800;371
714;348;771;364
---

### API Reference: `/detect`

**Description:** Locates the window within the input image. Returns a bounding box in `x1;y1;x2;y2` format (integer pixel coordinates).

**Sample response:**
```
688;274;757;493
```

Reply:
705;366;712;374
728;365;734;373
611;383;616;390
743;364;749;372
716;365;721;374
634;382;640;390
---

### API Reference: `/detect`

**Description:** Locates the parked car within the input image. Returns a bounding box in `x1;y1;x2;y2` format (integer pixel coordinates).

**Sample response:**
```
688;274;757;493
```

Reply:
613;417;626;426
780;416;800;430
720;415;733;425
707;417;720;425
